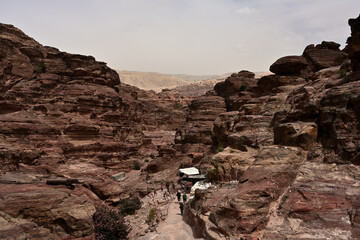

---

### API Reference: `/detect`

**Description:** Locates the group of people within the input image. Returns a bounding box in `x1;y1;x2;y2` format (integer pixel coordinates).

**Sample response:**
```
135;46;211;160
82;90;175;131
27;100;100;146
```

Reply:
153;182;177;200
176;190;187;202
152;182;188;215
176;190;187;215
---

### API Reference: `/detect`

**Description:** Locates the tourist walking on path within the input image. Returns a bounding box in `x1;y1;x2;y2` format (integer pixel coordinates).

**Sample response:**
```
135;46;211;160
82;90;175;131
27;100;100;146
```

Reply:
179;202;184;215
161;184;163;192
163;191;170;200
166;181;170;192
182;193;187;203
176;190;181;202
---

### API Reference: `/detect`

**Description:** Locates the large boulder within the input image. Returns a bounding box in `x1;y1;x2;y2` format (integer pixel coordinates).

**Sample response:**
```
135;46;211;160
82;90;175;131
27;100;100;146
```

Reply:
0;181;96;239
257;74;306;93
269;55;308;75
303;41;348;70
274;121;318;150
214;70;255;98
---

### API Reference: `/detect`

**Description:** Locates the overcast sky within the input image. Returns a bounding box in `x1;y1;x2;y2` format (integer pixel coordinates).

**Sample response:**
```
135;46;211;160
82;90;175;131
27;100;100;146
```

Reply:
0;0;359;75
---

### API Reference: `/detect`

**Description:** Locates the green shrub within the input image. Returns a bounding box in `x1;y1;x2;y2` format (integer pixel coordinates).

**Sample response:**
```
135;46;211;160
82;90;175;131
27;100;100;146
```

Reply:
337;68;347;77
34;62;46;74
133;161;141;170
119;197;141;216
229;149;235;153
149;153;155;159
206;168;219;182
147;208;157;223
215;146;224;153
239;84;247;92
93;204;130;240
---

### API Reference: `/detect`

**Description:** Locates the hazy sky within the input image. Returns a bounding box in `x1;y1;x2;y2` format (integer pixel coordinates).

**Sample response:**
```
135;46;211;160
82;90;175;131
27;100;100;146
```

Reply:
0;0;359;75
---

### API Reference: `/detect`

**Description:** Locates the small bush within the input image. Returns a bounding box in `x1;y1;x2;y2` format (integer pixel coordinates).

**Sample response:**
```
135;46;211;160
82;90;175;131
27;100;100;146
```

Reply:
147;208;157;223
337;68;347;78
215;146;224;153
93;204;130;240
133;161;141;170
239;84;247;92
149;153;155;159
206;168;219;182
119;197;141;216
229;149;235;153
34;62;46;74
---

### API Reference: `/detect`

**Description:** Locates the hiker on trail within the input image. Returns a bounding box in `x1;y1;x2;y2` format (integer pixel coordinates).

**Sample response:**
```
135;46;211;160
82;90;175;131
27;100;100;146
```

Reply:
179;202;184;215
172;182;175;192
182;193;187;203
161;184;163;192
153;188;157;197
176;190;181;202
166;182;170;192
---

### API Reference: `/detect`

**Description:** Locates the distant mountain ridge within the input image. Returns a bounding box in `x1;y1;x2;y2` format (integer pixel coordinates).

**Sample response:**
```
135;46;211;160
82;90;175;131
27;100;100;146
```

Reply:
116;70;220;92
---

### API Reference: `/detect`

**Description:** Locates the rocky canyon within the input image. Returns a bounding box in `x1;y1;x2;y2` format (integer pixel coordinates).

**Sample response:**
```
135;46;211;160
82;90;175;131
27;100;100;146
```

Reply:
0;13;360;240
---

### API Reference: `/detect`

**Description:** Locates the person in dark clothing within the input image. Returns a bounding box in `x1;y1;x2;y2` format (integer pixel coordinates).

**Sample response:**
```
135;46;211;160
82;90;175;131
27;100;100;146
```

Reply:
179;202;184;215
165;182;170;192
176;190;181;201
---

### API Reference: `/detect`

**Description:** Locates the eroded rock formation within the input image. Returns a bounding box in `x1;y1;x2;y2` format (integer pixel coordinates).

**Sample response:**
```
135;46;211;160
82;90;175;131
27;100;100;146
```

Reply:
1;13;360;240
0;23;190;238
180;14;360;239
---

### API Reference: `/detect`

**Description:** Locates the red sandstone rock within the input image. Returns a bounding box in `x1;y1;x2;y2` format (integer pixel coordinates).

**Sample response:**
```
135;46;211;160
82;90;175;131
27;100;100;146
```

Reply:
269;55;308;75
2;15;360;240
347;14;360;72
0;22;190;238
274;122;318;150
303;41;348;71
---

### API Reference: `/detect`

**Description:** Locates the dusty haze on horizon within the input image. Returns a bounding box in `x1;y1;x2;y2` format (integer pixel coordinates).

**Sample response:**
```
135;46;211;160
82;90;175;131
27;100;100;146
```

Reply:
0;0;359;75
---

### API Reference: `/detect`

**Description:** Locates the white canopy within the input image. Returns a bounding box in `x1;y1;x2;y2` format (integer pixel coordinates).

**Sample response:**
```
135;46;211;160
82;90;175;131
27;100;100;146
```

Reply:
179;167;199;176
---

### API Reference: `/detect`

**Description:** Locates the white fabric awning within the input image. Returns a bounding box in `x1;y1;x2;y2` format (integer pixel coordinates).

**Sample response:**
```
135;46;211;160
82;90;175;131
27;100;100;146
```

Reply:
179;167;199;176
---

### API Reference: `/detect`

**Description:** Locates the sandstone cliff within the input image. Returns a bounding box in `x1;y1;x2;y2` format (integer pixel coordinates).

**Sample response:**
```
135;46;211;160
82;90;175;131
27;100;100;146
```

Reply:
178;14;360;240
0;22;189;239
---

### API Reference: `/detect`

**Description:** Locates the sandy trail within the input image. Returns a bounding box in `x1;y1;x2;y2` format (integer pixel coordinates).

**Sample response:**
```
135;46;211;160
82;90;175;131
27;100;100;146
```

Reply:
137;196;202;240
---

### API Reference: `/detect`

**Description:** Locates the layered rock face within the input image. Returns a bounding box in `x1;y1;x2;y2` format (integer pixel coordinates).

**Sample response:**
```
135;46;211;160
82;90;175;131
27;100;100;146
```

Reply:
347;14;360;72
2;13;360;240
182;15;360;239
0;23;189;238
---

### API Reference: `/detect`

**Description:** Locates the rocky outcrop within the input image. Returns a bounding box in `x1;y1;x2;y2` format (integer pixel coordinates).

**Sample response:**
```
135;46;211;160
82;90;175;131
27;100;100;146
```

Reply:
0;22;190;238
269;41;348;79
214;70;258;111
347;14;360;72
269;55;308;75
176;95;226;145
263;162;360;239
181;15;360;239
303;41;348;71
